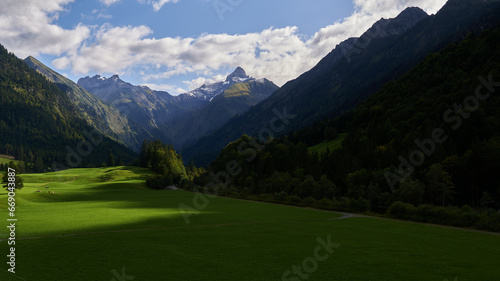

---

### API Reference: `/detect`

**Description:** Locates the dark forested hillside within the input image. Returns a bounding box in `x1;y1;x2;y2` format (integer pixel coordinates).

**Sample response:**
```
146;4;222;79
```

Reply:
184;0;500;166
24;56;150;151
197;28;500;229
0;45;136;171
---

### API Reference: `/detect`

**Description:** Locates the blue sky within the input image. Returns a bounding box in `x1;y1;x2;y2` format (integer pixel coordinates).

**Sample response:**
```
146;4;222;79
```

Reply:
62;1;354;38
0;0;448;95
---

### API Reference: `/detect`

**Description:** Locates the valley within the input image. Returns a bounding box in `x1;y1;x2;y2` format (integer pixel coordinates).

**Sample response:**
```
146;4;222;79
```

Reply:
0;167;499;280
1;0;500;280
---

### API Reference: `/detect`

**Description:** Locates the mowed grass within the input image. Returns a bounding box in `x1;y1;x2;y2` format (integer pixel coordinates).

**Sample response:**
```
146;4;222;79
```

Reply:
0;167;498;281
308;133;347;155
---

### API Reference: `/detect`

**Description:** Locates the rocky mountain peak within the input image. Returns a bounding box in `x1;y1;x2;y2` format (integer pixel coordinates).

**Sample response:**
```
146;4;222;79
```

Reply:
364;7;428;40
226;67;250;83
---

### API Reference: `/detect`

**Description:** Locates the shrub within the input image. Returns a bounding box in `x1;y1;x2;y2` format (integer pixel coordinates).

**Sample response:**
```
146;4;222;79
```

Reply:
415;204;434;222
349;198;371;212
289;195;302;205
300;197;316;207
388;201;415;219
273;191;288;202
146;175;173;190
316;198;333;210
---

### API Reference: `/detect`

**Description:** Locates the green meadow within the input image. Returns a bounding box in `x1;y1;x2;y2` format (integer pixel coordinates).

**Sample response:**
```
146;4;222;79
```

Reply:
0;167;498;280
308;133;347;155
0;156;18;165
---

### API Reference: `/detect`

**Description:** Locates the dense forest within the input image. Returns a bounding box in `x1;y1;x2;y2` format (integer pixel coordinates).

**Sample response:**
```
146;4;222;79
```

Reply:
0;44;137;172
193;28;500;231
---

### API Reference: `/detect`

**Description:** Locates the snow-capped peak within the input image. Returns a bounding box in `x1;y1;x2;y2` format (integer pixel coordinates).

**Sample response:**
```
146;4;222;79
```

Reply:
186;67;255;101
226;67;250;83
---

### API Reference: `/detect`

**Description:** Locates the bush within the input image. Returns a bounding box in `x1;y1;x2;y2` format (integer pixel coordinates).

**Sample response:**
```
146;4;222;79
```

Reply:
332;197;350;212
258;193;274;202
387;202;500;233
457;206;479;227
415;204;434;222
387;201;415;219
300;197;316;207
476;213;496;231
146;175;174;190
273;191;288;202
349;198;371;212
429;206;454;225
288;195;302;205
316;198;333;210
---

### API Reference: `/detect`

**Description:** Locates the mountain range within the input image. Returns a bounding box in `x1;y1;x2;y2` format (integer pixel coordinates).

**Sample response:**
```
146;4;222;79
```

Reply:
2;0;499;172
182;0;500;166
77;67;278;149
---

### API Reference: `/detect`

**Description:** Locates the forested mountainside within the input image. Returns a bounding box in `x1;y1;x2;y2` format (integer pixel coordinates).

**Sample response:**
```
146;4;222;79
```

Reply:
0;45;136;171
199;28;500;221
184;0;500;166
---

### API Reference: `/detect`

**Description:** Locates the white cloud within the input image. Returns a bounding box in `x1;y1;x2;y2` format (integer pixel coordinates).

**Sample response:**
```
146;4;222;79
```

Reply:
141;0;179;11
55;0;447;88
141;83;186;94
99;0;121;6
56;25;313;86
4;0;448;90
0;0;89;58
184;74;227;91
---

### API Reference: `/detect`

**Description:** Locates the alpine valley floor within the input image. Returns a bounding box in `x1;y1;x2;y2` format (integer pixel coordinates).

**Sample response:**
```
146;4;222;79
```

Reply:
0;167;498;280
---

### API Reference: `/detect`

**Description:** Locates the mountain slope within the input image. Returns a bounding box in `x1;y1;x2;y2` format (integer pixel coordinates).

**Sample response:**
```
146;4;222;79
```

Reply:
0;44;136;170
24;56;149;151
78;75;206;147
203;26;500;214
183;0;500;166
175;78;279;148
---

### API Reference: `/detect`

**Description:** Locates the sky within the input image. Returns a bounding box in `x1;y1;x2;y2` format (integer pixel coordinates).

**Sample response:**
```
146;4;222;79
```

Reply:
0;0;448;95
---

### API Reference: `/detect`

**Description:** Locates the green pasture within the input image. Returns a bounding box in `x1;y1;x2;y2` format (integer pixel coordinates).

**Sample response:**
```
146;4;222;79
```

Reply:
308;133;347;155
0;156;18;165
0;167;498;280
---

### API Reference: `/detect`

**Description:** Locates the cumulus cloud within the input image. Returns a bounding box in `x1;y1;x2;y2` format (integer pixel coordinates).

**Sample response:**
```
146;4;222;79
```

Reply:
0;0;90;58
6;0;448;92
141;83;186;94
55;25;313;86
184;74;227;91
140;0;179;11
53;0;447;89
99;0;121;6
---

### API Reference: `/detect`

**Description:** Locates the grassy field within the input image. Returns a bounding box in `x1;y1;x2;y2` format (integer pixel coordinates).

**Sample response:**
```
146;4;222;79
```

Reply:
0;156;18;165
308;133;347;155
0;167;499;280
